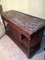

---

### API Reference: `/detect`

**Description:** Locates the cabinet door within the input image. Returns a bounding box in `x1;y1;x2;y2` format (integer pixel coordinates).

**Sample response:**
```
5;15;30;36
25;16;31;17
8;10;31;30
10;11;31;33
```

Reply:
30;29;43;48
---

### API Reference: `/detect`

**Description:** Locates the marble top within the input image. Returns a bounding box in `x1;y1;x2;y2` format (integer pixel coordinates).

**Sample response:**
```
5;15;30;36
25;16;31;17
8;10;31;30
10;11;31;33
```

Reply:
1;10;45;34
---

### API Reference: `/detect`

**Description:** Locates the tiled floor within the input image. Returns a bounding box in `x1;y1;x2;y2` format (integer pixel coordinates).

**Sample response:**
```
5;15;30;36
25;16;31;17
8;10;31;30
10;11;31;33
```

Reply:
0;34;45;60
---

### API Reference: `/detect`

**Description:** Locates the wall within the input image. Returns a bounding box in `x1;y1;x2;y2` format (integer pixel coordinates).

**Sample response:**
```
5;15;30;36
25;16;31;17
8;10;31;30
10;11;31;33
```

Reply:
1;0;45;19
28;0;45;19
0;0;1;5
43;0;45;19
1;0;28;12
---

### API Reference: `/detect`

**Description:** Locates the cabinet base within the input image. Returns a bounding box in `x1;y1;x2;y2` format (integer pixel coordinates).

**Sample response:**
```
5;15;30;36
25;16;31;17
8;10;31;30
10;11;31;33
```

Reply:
28;42;41;58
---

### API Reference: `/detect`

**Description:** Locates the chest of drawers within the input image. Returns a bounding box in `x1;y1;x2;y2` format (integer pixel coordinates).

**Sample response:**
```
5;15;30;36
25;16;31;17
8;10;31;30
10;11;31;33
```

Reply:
1;10;45;58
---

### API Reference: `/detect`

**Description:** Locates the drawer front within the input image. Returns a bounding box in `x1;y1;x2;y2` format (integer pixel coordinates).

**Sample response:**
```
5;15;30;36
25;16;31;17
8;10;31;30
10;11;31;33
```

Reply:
4;21;21;42
9;25;21;42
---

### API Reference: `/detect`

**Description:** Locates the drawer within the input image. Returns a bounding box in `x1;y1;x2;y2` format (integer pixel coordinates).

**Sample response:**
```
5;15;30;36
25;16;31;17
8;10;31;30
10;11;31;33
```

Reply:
5;22;21;42
11;27;21;42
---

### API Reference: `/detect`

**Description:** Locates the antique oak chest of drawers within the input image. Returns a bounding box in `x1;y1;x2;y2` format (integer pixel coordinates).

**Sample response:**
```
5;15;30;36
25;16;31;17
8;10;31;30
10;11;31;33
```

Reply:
1;10;45;58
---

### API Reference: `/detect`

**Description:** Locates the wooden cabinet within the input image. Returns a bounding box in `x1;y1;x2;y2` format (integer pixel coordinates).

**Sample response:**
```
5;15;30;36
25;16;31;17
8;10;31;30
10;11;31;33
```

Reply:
1;10;45;58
